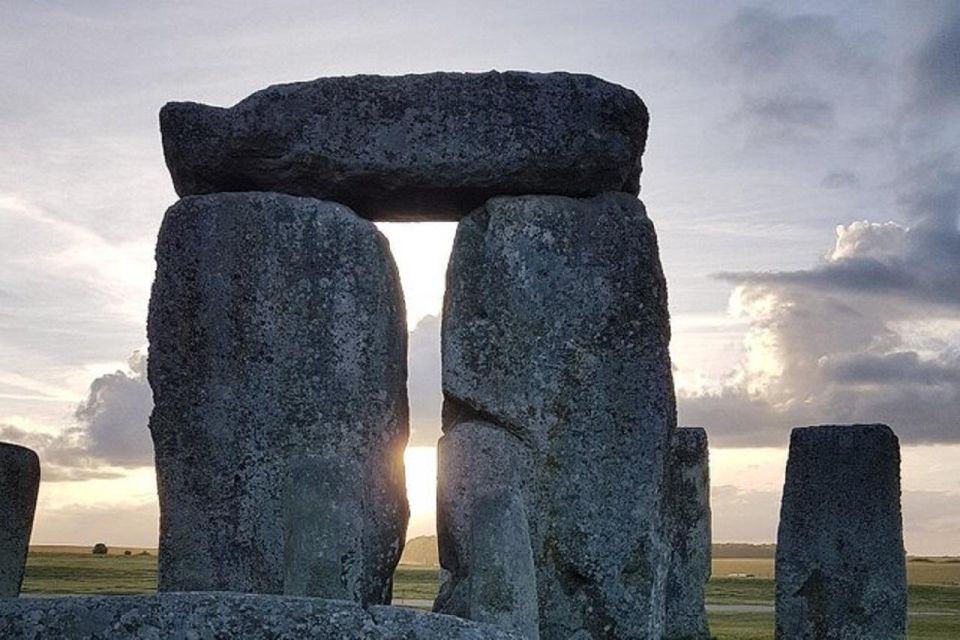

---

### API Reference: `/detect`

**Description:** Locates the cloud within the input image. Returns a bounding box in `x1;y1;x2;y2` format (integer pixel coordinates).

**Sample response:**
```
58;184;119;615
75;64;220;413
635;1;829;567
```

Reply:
0;351;153;479
716;8;877;79
911;8;960;109
724;161;960;308
72;351;153;467
407;314;443;447
0;424;123;482
820;170;860;189
680;160;960;445
714;7;883;144
735;94;834;137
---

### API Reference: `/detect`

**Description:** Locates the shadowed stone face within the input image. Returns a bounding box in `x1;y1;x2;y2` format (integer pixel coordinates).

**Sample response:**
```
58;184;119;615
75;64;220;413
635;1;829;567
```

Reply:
0;442;40;598
664;428;711;640
435;421;539;640
439;193;675;639
147;192;408;603
775;424;907;640
0;593;525;639
160;72;648;221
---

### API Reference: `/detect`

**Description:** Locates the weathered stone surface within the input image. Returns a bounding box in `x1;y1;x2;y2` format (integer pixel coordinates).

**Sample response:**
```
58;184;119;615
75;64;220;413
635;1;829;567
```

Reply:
435;421;539;639
283;455;364;599
0;442;39;597
0;593;525;639
160;71;648;221
441;193;676;639
664;428;711;640
147;192;409;602
776;424;906;640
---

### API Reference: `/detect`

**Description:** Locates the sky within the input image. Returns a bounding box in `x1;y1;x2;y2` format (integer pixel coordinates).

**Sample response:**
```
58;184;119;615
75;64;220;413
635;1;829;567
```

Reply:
0;1;958;554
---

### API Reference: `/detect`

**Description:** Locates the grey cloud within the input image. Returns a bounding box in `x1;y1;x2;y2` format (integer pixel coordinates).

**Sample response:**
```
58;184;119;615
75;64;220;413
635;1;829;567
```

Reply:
681;172;960;445
716;8;877;78
407;314;443;447
720;163;960;309
0;424;124;482
736;93;835;136
821;170;860;189
72;351;153;467
911;8;960;109
824;350;960;386
0;351;154;478
714;7;884;146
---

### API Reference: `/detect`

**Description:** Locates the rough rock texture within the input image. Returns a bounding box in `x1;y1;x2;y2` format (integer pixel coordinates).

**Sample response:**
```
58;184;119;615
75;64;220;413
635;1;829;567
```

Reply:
160;71;648;221
0;593;525;639
775;424;906;640
664;428;711;640
434;421;539;639
147;192;409;602
440;193;676;639
283;455;364;599
0;442;40;597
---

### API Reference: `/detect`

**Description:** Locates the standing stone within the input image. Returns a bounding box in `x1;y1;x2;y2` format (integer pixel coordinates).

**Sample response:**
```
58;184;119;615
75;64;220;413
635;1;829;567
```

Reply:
0;443;40;597
435;421;539;640
160;71;648;221
664;428;711;640
775;424;906;640
148;192;409;603
439;192;676;639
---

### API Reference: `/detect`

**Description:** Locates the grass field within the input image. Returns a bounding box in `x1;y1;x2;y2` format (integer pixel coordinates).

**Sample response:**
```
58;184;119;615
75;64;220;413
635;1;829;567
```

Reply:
20;552;960;639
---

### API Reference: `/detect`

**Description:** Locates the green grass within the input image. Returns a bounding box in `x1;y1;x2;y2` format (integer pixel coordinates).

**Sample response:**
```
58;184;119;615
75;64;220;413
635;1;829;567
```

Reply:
22;552;156;595
707;578;775;605
392;565;440;600
19;552;960;639
708;612;775;640
707;612;960;640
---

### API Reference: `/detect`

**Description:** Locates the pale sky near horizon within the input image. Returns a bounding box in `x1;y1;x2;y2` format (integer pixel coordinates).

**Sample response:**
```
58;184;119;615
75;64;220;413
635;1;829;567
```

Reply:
1;1;958;555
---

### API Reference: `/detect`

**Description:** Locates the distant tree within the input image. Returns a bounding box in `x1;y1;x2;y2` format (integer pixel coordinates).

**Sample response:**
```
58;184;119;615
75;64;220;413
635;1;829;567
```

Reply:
92;543;108;555
123;550;132;556
139;550;150;556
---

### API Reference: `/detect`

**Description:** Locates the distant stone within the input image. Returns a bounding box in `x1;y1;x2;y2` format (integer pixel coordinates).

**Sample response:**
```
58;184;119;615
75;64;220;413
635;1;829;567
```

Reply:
0;593;525;639
160;71;648;221
148;192;409;602
0;442;39;598
435;421;539;639
664;428;711;640
441;193;675;638
776;424;906;640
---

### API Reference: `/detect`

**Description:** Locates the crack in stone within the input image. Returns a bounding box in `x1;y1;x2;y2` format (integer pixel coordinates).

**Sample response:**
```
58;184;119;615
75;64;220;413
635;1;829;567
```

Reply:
441;391;535;451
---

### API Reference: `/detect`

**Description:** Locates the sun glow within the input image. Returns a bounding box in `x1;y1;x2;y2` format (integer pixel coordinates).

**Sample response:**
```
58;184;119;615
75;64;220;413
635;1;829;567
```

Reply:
403;446;438;539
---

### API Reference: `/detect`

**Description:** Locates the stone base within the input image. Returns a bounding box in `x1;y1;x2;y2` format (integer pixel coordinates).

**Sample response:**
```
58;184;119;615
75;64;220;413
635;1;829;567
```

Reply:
0;593;523;639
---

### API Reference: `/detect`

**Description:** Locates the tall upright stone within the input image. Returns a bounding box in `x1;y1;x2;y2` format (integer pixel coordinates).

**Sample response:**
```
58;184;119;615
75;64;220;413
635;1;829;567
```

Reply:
0;443;40;598
664;428;711;640
148;192;409;603
439;192;676;639
776;424;906;640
